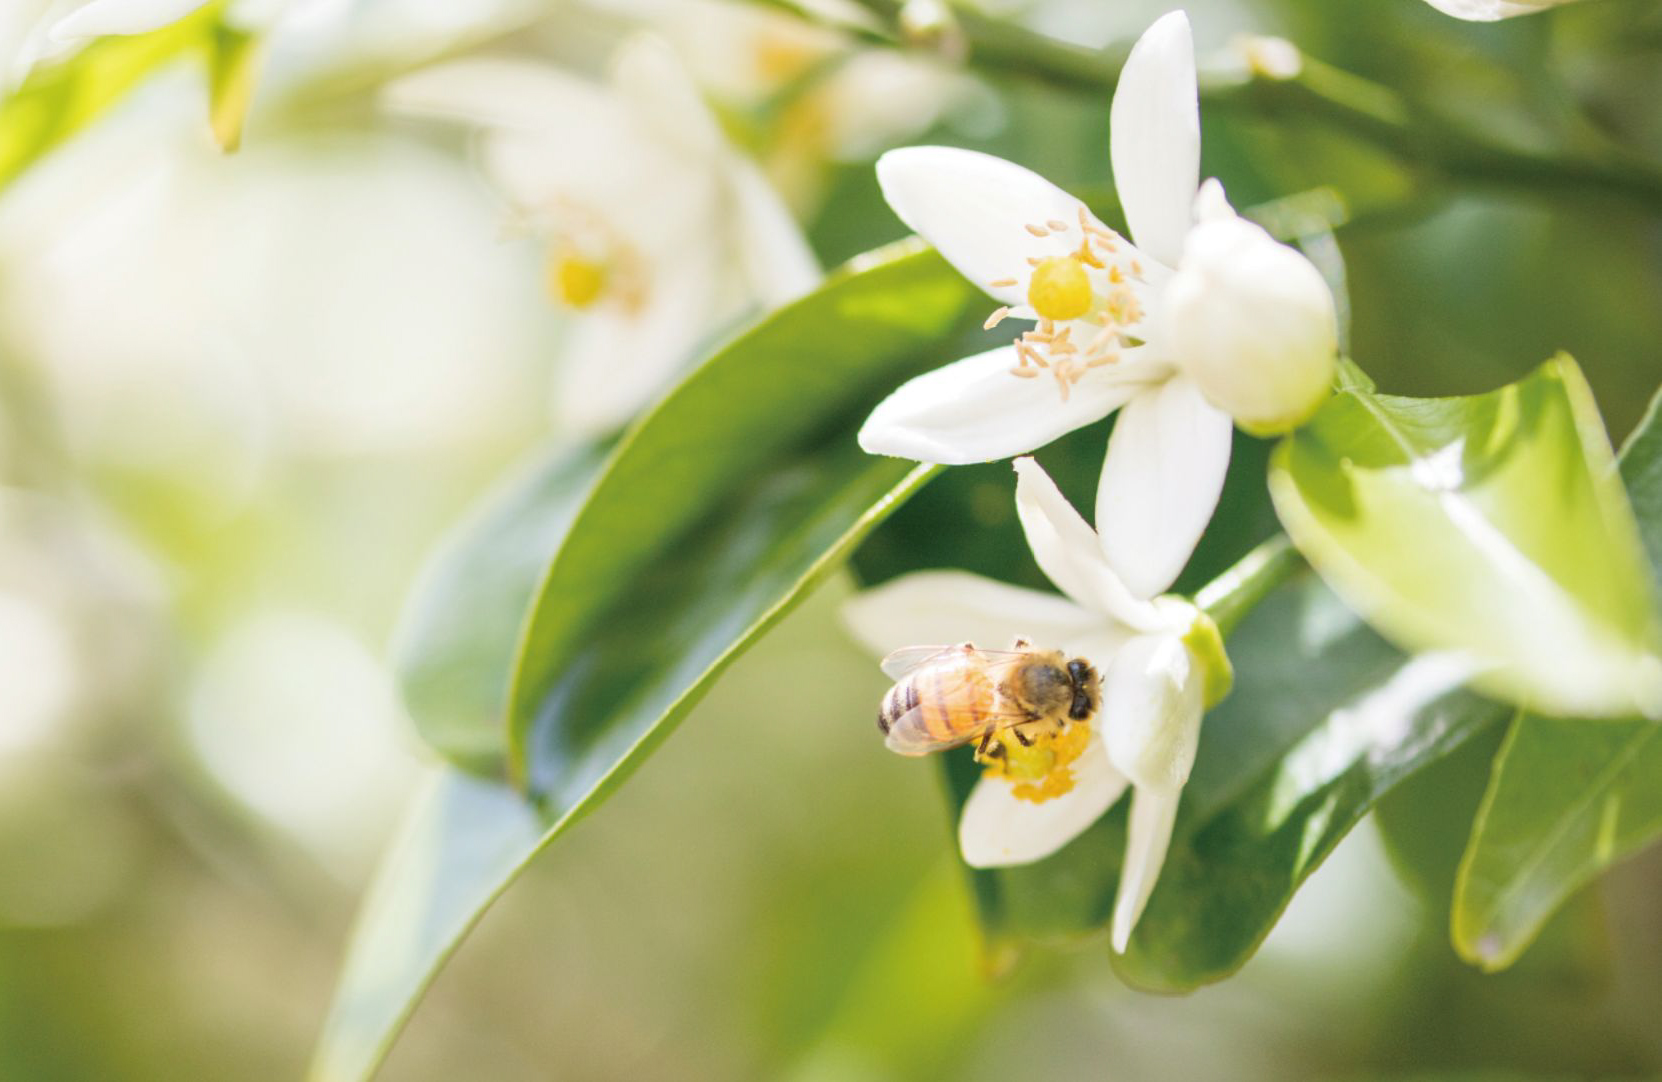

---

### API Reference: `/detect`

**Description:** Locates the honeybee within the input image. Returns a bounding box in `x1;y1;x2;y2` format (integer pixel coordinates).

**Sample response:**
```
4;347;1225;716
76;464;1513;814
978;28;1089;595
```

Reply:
876;639;1101;760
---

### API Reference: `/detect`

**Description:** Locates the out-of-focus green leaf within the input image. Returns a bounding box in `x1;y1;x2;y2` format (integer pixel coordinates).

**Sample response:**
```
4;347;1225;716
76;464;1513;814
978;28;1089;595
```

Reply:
1453;386;1662;972
948;562;1507;989
206;22;264;151
309;769;542;1082
314;243;983;1081
507;243;980;783
391;443;607;774
0;3;228;191
1270;355;1662;720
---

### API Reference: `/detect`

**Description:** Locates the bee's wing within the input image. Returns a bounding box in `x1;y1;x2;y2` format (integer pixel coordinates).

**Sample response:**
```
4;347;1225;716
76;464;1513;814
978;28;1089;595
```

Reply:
881;653;1034;757
879;644;1030;682
879;645;959;682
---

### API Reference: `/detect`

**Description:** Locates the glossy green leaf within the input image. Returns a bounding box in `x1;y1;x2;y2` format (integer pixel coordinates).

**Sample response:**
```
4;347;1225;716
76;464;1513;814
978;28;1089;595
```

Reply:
1453;386;1662;972
391;443;607;774
507;243;979;782
0;3;229;192
314;446;935;1082
1270;355;1662;720
947;561;1507;989
314;244;982;1080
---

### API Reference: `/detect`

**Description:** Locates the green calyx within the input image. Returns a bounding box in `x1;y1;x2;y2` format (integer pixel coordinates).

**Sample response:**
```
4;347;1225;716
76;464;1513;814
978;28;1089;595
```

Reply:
1183;610;1234;709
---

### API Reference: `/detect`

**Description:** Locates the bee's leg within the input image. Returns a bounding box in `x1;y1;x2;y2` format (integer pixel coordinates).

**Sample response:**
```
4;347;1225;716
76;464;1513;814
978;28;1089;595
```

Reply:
975;730;993;761
1013;725;1035;747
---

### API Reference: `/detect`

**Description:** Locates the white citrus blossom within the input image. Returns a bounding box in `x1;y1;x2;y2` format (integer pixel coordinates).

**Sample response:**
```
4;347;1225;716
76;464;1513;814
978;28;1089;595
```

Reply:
48;0;295;40
385;36;820;439
859;10;1336;599
1422;0;1581;18
843;457;1231;952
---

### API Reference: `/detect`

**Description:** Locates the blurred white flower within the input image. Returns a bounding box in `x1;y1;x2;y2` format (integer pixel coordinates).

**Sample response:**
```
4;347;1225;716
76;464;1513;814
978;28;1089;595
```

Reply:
859;11;1337;598
187;609;419;876
386;35;821;440
0;97;549;474
48;0;303;40
1421;0;1581;18
843;457;1231;951
607;0;982;166
0;490;165;758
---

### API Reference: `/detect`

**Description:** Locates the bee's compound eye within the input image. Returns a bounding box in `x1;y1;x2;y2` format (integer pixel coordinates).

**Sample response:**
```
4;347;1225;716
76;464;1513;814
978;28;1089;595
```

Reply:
1067;658;1088;683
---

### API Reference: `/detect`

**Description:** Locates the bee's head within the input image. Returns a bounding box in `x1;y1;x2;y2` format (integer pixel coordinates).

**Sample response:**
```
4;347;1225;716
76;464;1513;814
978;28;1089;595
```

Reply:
1065;657;1100;721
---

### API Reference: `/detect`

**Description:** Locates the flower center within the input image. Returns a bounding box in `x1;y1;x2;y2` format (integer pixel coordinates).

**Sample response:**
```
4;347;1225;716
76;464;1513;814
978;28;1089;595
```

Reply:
975;720;1092;804
548;252;609;309
1027;256;1092;321
983;206;1150;403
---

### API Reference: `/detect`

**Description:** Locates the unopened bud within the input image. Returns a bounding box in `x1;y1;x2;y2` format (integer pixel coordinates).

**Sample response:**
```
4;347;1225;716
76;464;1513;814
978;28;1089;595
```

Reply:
1162;216;1338;435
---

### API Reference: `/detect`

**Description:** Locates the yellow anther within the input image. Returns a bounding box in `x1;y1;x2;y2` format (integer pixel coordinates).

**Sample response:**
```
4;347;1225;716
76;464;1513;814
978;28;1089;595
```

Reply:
549;253;608;309
1026;256;1093;322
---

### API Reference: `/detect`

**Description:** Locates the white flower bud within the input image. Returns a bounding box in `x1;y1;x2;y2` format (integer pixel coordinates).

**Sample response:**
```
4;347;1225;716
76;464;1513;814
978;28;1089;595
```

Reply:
1160;215;1338;435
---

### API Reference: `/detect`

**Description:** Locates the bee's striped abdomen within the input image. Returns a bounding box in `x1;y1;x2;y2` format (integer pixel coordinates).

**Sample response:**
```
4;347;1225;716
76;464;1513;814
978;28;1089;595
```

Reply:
877;679;919;733
879;652;997;747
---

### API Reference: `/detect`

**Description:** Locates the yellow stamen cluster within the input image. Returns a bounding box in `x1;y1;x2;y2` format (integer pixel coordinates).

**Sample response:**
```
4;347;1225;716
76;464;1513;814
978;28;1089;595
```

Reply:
534;196;650;315
976;720;1093;804
986;205;1147;401
548;253;609;309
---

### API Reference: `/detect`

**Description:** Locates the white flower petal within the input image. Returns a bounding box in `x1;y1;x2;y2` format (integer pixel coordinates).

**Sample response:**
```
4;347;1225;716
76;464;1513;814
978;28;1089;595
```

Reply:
1421;0;1578;18
727;161;821;308
1096;375;1232;599
959;731;1129;867
841;570;1102;658
1100;632;1203;793
610;34;726;162
1192;177;1236;224
1109;11;1200;268
875;146;1088;306
1111;785;1181;952
385;57;624;136
50;0;209;40
1013;456;1166;631
552;260;720;439
858;345;1141;465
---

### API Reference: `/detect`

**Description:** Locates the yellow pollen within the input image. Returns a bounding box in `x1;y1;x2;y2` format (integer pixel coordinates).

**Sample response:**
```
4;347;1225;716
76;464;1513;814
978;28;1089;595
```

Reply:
977;721;1092;804
1026;256;1093;322
549;253;608;309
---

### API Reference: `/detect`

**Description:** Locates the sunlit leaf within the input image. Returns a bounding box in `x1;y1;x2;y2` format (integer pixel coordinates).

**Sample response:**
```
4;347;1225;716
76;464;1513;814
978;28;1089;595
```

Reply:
1270;355;1662;720
0;3;228;192
1453;386;1662;972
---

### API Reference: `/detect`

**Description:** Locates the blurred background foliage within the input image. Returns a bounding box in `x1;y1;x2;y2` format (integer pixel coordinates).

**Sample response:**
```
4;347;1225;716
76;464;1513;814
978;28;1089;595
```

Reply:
3;0;1662;1078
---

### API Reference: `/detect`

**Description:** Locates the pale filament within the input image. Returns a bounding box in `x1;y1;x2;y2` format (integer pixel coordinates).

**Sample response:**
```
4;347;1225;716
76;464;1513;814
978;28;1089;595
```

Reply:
985;206;1146;399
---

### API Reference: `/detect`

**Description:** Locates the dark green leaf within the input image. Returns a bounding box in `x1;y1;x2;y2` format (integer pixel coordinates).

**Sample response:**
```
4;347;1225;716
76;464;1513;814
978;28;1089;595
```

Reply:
391;443;607;773
1270;355;1662;720
313;444;931;1081
1452;385;1662;971
940;561;1506;989
506;243;980;779
314;243;980;1080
